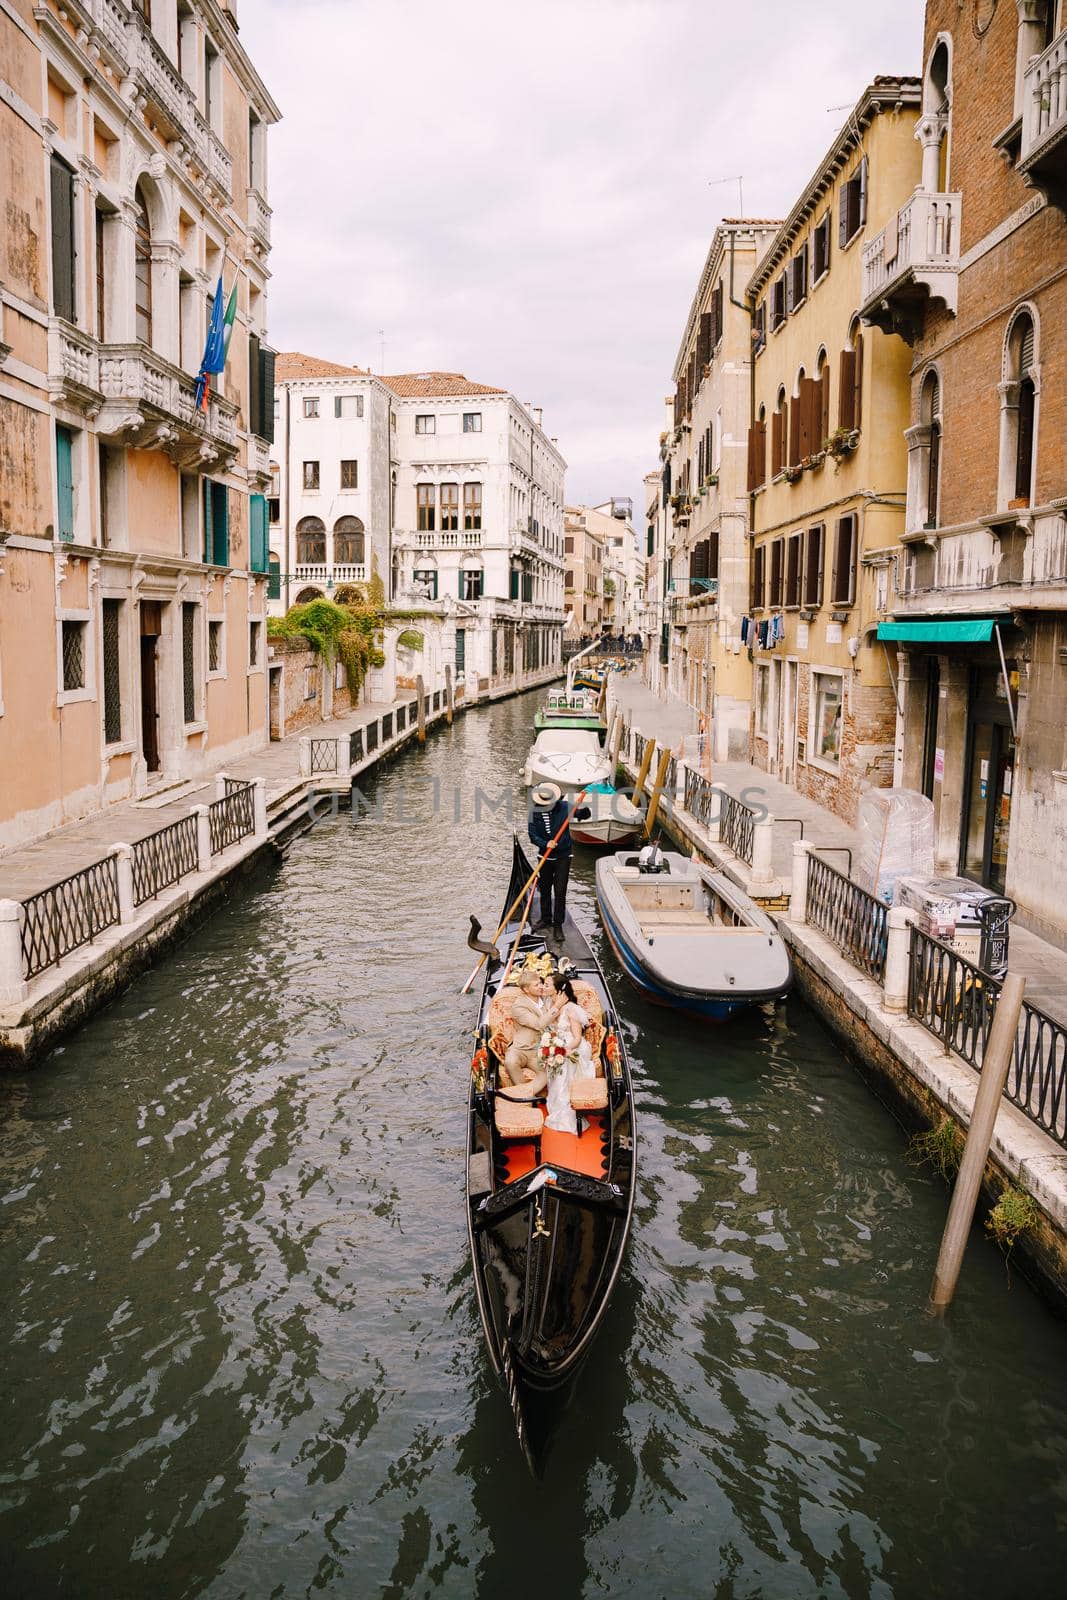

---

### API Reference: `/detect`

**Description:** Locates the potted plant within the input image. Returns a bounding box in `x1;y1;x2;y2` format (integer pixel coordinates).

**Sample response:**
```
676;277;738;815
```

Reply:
783;464;803;484
824;427;859;460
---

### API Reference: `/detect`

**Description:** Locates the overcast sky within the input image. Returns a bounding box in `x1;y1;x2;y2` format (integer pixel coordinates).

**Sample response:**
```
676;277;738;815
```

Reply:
242;0;925;516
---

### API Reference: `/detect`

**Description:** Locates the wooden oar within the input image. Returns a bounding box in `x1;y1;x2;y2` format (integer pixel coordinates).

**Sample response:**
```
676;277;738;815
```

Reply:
497;878;537;990
460;790;588;994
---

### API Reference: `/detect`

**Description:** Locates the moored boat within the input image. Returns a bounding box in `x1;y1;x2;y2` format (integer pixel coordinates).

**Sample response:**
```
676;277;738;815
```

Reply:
595;847;791;1018
532;687;606;735
568;783;643;848
465;838;637;1454
523;728;612;792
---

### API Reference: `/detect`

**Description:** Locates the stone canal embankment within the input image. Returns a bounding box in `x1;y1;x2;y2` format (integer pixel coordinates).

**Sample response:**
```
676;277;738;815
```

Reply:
0;667;562;1068
609;675;1067;1310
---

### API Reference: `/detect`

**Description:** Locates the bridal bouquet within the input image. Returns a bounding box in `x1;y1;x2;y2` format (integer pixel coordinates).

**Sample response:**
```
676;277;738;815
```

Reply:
538;1026;570;1078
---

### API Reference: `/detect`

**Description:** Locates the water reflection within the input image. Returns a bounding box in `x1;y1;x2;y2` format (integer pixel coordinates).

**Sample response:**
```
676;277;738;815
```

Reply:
1;689;1065;1598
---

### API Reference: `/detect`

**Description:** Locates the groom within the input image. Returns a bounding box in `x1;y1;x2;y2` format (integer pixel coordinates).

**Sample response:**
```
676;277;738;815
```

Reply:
502;968;549;1091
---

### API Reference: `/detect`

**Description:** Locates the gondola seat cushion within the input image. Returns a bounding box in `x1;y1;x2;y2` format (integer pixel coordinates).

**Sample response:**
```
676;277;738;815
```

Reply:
570;1076;609;1111
488;979;605;1062
494;1095;544;1139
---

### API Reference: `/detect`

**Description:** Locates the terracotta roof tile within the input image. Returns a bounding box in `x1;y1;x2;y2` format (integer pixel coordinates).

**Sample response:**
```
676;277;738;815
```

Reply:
379;371;507;398
275;351;370;381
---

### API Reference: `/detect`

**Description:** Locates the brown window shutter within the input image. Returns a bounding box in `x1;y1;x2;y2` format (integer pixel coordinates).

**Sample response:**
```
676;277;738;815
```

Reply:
838;349;856;430
839;182;850;248
248;332;260;436
820;369;830;443
853;335;864;429
746;424;758;492
698;311;712;367
788;395;800;467
50;154;76;322
758;419;767;485
772;409;784;475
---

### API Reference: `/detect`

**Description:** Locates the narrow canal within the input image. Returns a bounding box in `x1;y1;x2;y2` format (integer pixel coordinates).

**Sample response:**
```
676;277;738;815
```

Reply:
1;689;1065;1600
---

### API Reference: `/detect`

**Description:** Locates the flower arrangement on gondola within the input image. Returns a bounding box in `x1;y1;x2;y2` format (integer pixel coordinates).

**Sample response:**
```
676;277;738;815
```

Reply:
470;1043;489;1093
539;1026;571;1079
605;1030;622;1080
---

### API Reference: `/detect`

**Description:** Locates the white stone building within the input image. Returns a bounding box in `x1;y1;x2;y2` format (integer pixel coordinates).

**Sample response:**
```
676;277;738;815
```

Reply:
267;353;393;612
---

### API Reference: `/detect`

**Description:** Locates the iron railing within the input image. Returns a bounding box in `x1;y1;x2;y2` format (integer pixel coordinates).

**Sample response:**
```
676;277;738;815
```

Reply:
349;728;364;766
720;792;757;865
908;926;1066;1148
433;690;441;712
224;776;245;796
806;851;889;983
310;738;338;775
209;781;255;854
131;815;198;906
381;711;394;742
409;700;419;727
663;754;678;799
366;720;379;754
684;768;718;830
395;705;405;733
20;856;120;979
633;732;649;771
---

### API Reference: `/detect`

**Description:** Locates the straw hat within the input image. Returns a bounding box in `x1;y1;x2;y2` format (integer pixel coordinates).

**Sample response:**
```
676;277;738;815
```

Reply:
532;782;562;807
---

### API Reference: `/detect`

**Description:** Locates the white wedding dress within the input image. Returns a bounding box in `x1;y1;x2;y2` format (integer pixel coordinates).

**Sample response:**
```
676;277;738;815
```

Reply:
544;1001;594;1135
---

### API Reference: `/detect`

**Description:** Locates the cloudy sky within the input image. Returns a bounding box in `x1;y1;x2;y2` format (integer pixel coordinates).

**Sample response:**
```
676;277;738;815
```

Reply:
242;0;925;515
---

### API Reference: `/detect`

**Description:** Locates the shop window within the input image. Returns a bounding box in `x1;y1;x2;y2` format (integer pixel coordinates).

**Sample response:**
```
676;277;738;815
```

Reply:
812;672;843;767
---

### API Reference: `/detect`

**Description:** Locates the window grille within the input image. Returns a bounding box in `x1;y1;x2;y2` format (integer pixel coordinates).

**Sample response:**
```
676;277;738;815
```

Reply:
103;600;122;741
182;603;196;723
62;620;85;692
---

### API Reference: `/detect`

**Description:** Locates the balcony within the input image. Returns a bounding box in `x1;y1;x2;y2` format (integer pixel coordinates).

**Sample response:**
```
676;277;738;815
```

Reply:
247;188;272;254
897;506;1067;614
34;0;131;78
860;189;961;342
412;529;483;549
93;342;239;470
1019;30;1067;205
130;27;230;203
292;564;367;588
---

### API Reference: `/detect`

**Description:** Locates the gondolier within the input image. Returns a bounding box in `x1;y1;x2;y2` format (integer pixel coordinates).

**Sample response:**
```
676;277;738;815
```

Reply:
529;782;585;936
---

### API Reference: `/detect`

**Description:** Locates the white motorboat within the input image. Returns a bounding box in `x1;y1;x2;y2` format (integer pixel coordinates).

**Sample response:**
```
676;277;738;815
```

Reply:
522;728;612;792
569;784;643;847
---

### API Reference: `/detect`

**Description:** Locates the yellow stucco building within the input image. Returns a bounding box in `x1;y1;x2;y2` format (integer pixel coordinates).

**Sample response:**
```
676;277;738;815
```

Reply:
0;0;279;848
745;77;921;822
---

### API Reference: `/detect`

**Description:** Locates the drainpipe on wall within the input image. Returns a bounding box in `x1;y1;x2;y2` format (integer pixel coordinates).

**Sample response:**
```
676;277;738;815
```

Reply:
283;383;292;614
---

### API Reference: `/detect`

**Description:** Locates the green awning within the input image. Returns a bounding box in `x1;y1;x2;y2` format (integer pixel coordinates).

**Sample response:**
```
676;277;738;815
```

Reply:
876;619;996;644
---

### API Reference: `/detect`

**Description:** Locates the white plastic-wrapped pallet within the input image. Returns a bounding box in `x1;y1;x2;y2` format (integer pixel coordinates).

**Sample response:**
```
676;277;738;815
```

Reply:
856;788;935;905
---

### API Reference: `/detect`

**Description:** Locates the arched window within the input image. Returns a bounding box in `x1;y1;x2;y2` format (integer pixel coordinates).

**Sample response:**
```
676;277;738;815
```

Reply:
790;366;806;467
296;515;326;565
294;586;323;604
839;321;863;431
134;183;153;346
921;370;941;528
772;387;788;476
333;516;365;565
815;348;830;445
461;559;484;601
1004;312;1037;508
412;554;437;600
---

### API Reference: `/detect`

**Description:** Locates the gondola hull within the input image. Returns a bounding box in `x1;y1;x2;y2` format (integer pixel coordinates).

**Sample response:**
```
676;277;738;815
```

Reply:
465;838;636;1444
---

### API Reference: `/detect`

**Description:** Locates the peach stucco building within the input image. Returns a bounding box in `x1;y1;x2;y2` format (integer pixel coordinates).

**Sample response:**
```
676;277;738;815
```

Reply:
0;0;279;850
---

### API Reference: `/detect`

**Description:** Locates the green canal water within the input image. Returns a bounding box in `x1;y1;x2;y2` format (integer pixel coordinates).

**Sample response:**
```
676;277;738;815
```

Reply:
1;690;1065;1599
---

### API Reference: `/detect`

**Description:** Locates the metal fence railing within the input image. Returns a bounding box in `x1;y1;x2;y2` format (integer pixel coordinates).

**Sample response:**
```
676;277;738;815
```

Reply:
309;738;338;775
132;815;198;906
720;792;757;865
806;850;889;983
684;767;717;830
349;728;364;766
433;690;441;712
395;705;405;733
381;711;394;742
409;700;418;727
908;926;1066;1148
633;732;648;771
366;720;379;754
209;781;255;855
20;856;121;979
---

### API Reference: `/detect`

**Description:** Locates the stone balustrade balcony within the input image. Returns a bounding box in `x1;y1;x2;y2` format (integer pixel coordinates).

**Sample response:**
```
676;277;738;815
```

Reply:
1019;29;1067;204
130;26;231;201
411;529;483;549
247;188;272;252
898;506;1067;614
77;337;239;469
860;189;961;342
291;564;368;587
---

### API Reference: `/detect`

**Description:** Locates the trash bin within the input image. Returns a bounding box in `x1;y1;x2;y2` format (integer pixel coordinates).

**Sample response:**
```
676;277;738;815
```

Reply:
976;896;1016;979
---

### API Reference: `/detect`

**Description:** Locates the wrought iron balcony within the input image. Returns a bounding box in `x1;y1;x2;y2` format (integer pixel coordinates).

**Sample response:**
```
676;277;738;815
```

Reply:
860;189;961;342
94;343;238;469
1019;30;1067;204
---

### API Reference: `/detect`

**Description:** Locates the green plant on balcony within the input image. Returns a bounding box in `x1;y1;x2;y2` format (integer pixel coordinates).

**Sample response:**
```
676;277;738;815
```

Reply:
824;427;860;461
783;464;803;484
703;473;718;489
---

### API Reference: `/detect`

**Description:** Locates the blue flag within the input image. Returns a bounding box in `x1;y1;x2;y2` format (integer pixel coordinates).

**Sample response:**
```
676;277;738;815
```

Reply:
194;275;227;410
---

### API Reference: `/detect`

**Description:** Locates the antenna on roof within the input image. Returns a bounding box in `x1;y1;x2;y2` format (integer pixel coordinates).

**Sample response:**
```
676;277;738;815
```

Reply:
377;328;385;373
709;175;744;217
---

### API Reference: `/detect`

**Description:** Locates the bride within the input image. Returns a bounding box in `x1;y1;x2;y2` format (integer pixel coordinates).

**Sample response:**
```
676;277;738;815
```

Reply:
543;971;595;1134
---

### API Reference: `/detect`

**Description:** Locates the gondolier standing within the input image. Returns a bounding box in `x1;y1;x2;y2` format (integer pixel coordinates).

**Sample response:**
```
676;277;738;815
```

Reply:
529;782;581;937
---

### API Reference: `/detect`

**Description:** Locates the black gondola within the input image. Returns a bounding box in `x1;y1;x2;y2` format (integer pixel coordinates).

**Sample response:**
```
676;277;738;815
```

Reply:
465;836;637;1458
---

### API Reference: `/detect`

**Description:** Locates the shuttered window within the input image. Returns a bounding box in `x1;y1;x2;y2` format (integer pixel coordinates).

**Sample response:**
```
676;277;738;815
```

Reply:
249;493;269;572
771;403;787;477
804;526;824;607
831;515;857;605
813;212;831;282
785;533;802;607
56;425;75;541
95;207;107;339
259;346;276;443
788;390;802;468
248;333;261;436
203;479;229;565
771;274;787;330
839;161;866;246
753;302;766;354
50;154;76;322
838;348;858;431
747;419;767;491
769;539;784;606
752;544;766;610
268;554;281;601
852;334;863;429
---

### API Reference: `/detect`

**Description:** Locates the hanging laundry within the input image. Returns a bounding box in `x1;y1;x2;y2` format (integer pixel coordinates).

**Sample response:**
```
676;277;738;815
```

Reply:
758;619;769;649
740;616;750;644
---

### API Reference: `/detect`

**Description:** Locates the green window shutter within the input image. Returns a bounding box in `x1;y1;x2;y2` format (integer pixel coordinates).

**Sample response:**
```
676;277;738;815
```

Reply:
211;481;229;565
267;556;281;601
459;568;466;599
203;478;214;563
455;628;465;672
248;333;261;437
249;493;268;572
260;346;276;443
509;568;519;600
56;426;75;541
50;154;76;322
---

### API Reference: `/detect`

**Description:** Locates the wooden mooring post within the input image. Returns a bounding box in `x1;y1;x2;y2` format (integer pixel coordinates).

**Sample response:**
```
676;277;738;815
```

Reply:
445;664;454;726
416;674;426;743
928;971;1026;1314
633;735;655;799
644;748;673;838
